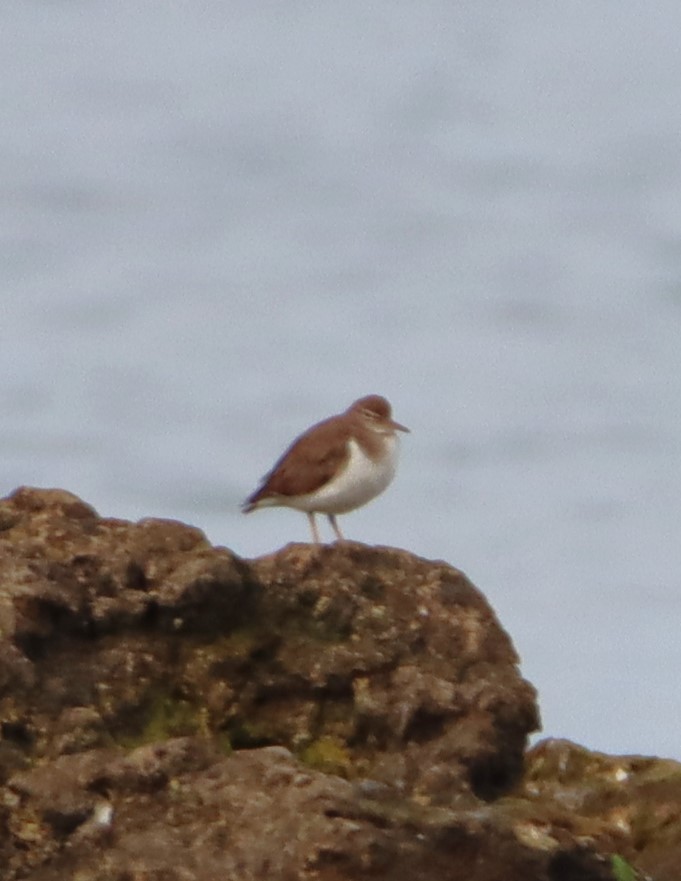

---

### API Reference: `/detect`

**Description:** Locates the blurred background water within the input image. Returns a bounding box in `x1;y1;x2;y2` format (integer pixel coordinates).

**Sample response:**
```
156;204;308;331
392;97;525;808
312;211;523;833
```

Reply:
1;0;680;759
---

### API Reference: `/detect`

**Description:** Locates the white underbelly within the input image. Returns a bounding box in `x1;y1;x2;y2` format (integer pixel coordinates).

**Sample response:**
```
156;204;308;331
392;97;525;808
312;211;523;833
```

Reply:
289;436;399;514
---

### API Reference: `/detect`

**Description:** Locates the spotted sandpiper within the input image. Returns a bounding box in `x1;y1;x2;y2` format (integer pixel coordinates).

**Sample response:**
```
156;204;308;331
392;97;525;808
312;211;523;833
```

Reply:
242;395;409;543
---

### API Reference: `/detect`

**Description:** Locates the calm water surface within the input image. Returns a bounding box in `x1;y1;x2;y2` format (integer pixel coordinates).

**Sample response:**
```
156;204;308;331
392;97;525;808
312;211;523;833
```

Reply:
1;1;681;758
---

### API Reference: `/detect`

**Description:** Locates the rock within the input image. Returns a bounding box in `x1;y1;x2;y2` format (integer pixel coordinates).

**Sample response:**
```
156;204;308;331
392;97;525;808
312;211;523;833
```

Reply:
1;739;622;881
0;487;537;805
522;738;681;880
0;487;676;879
248;541;540;803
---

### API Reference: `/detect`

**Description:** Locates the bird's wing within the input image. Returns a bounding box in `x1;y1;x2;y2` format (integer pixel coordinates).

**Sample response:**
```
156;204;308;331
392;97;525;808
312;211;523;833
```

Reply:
245;417;351;505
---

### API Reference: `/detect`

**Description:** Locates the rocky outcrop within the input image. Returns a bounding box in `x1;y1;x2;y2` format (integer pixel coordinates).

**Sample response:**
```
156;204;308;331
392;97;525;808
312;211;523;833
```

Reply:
0;487;677;880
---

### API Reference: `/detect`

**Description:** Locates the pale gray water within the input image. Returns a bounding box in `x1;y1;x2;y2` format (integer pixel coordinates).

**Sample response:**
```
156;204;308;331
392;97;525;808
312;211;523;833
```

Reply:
2;1;681;758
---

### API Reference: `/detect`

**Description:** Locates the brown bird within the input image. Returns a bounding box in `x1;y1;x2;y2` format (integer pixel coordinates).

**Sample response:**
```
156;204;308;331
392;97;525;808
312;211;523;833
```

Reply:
242;395;409;543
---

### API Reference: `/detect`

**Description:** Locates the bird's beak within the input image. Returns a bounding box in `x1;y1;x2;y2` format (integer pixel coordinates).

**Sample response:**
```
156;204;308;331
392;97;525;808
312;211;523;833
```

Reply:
390;419;410;433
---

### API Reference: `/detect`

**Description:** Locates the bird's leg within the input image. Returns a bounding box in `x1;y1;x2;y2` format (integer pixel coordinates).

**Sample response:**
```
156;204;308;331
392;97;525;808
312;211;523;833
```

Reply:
328;514;345;542
307;512;321;544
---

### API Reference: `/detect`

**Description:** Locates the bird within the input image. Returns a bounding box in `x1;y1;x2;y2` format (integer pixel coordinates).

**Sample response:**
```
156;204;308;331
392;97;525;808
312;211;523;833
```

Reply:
242;395;409;543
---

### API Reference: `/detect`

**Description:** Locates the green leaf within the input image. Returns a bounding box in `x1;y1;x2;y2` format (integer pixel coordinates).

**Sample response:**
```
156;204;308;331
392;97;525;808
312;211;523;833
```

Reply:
611;854;637;881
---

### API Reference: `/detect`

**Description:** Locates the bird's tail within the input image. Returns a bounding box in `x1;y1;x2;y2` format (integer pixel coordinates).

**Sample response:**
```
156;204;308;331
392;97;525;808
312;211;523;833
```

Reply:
241;487;265;513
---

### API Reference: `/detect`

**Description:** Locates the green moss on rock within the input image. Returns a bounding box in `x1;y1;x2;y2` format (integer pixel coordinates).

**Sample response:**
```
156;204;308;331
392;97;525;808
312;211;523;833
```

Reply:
115;688;203;749
300;735;352;775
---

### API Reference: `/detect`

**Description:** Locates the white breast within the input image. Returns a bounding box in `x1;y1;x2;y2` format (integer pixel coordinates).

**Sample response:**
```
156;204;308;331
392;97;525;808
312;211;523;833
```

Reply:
289;436;399;515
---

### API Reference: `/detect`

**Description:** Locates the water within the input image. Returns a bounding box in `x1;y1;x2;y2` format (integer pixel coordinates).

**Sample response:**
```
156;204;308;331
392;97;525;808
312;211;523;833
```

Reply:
2;1;681;759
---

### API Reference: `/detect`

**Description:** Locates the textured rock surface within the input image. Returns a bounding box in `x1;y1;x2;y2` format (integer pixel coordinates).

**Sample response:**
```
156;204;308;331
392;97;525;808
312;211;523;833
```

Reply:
521;739;681;881
0;486;537;804
0;487;677;880
2;740;620;881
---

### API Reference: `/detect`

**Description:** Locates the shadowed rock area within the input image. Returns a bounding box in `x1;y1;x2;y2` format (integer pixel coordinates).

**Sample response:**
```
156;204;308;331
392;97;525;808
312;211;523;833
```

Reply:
0;487;678;880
